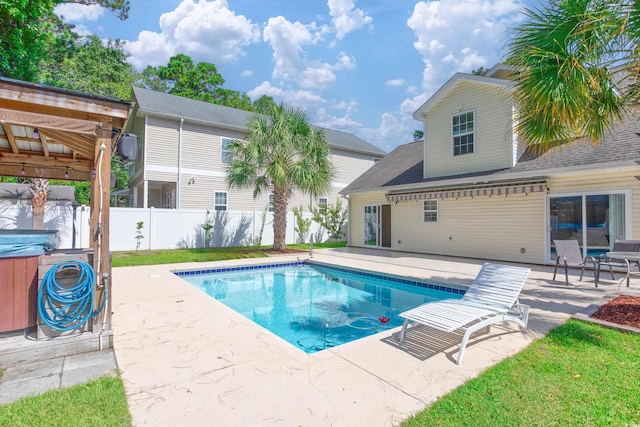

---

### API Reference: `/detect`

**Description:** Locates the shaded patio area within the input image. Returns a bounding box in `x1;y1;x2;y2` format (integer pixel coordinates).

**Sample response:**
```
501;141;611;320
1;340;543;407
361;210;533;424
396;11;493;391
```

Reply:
111;247;636;426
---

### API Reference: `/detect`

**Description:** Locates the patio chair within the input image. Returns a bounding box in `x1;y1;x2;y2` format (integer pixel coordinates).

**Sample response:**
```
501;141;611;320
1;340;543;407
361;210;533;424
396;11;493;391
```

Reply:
595;239;640;287
398;263;530;365
552;240;597;286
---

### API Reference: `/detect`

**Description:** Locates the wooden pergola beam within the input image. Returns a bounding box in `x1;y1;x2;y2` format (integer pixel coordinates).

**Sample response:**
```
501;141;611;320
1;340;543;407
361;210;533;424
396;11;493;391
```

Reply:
1;122;19;153
0;107;98;135
0;80;130;122
39;128;95;159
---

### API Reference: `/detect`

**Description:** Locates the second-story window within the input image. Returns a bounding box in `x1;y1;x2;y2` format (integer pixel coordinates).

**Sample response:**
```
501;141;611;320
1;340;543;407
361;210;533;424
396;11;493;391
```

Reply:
214;191;227;211
452;111;474;156
268;194;274;212
221;137;233;164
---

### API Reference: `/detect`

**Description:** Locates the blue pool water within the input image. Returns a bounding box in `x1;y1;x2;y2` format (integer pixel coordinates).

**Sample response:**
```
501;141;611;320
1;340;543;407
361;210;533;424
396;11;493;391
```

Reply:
176;261;463;353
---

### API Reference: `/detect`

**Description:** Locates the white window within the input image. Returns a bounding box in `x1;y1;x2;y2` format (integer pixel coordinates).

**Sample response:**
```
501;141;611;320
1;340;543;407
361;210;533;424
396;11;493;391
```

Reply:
318;197;328;214
423;200;438;222
214;191;227;211
452;111;474;156
268;194;274;212
220;137;233;164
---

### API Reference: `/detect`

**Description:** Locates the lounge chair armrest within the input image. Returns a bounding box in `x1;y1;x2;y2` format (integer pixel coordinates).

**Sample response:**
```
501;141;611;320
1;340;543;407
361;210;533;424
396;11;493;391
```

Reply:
508;303;530;327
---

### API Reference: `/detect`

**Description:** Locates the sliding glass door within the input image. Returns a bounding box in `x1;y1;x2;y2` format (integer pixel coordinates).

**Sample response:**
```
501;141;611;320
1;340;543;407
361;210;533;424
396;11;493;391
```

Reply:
549;192;628;259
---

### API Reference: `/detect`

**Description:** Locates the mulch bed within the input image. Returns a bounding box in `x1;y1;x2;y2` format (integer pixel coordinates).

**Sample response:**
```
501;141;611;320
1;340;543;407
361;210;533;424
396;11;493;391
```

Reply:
590;294;640;329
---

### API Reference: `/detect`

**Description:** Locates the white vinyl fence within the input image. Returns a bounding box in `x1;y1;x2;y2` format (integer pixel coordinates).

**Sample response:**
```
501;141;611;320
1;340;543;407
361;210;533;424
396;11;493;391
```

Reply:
2;205;334;251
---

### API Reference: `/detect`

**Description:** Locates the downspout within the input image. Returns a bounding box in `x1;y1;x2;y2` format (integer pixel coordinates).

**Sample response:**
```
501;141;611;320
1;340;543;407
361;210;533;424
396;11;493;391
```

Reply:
143;115;149;208
177;117;184;208
343;194;350;247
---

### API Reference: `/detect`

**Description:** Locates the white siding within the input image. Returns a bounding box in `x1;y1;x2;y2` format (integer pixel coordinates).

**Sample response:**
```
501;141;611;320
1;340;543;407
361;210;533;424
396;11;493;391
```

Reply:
347;168;640;265
424;81;514;178
146;117;179;167
331;148;377;186
134;113;379;214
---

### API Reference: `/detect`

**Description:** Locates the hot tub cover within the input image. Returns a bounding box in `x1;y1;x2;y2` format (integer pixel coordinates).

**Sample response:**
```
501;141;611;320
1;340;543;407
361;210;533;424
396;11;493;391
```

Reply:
0;229;58;258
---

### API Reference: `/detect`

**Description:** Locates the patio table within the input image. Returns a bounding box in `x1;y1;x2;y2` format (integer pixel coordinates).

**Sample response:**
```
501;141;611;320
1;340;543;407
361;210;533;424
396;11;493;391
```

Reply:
598;251;640;289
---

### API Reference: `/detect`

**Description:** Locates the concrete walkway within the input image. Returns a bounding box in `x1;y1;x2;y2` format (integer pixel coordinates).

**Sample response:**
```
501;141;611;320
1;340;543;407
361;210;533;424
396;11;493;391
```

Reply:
110;248;636;427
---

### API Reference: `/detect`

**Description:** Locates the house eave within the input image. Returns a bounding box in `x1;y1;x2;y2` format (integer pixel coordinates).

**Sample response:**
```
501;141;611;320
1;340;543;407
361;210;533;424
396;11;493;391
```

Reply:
342;160;640;196
136;108;247;133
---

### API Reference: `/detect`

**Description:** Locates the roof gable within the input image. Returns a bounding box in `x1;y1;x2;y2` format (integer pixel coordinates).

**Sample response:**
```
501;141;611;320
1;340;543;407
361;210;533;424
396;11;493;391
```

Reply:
412;73;513;120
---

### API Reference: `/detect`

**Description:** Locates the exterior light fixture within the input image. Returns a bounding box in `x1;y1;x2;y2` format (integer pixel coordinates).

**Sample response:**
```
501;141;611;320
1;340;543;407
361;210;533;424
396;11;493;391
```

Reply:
33;128;39;138
65;167;69;178
21;164;25;175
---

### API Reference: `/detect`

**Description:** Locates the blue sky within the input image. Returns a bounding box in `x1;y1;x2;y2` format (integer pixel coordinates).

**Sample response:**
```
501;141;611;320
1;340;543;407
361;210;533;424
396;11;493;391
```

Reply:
54;0;538;152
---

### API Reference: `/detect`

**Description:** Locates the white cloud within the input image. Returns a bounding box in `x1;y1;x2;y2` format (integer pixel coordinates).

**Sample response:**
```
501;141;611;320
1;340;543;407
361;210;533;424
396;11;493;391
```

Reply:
358;0;525;152
264;16;348;89
247;81;326;109
335;52;356;70
386;79;405;87
241;70;254;77
125;0;260;70
358;112;418;152
55;3;104;21
315;107;361;129
407;0;522;95
327;0;373;39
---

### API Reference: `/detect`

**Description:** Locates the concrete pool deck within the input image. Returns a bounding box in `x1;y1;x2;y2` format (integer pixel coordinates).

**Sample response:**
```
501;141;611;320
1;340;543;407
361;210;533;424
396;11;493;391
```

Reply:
111;247;639;426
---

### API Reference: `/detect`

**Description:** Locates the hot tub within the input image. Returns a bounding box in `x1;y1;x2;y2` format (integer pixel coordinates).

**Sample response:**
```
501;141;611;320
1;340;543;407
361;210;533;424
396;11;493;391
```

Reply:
0;229;58;258
0;229;58;333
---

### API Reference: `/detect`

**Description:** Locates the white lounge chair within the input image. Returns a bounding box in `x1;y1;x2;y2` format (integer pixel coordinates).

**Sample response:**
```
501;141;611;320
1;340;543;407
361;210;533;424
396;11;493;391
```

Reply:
398;263;531;365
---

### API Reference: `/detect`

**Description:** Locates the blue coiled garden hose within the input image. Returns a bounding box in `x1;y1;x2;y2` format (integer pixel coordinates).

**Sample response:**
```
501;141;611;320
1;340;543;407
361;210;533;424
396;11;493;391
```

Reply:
37;260;107;331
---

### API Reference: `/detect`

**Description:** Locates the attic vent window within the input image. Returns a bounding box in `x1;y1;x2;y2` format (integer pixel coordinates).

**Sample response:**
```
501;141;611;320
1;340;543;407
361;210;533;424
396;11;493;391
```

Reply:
452;111;474;156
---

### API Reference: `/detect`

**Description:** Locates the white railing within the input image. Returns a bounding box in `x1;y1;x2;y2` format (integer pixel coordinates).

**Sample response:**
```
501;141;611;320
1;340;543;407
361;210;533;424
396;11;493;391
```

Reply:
1;204;333;251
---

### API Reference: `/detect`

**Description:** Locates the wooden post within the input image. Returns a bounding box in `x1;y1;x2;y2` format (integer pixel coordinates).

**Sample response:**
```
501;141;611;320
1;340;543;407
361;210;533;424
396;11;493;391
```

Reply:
89;123;113;336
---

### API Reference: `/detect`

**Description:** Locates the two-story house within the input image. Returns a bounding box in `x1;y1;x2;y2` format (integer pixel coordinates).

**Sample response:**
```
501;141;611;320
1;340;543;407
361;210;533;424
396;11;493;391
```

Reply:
341;64;640;265
126;87;386;214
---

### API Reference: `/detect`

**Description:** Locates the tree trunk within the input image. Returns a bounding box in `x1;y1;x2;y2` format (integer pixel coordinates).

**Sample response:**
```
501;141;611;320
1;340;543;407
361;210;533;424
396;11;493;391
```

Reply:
29;178;49;230
272;186;289;251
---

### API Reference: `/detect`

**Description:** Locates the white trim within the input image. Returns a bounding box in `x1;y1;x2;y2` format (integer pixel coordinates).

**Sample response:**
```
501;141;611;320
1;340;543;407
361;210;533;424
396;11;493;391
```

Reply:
146;164;228;178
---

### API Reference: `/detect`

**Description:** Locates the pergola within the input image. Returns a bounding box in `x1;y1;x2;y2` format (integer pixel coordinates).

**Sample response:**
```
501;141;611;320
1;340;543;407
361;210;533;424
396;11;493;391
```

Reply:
0;77;131;333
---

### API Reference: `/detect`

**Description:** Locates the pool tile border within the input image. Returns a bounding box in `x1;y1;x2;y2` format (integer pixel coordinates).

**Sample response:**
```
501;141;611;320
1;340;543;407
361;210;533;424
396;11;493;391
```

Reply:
173;260;466;295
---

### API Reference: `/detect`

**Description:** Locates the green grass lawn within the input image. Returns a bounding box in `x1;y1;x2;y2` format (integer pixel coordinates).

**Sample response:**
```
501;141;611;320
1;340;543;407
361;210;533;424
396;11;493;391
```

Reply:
0;376;130;427
111;241;346;267
402;319;640;427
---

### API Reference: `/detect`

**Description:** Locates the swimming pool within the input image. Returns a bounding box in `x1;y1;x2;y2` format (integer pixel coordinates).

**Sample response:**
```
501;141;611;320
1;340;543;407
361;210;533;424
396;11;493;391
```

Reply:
175;261;464;353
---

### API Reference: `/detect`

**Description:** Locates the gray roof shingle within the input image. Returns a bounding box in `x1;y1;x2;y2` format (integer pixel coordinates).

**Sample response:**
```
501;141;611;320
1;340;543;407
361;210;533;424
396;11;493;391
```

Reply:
132;87;386;156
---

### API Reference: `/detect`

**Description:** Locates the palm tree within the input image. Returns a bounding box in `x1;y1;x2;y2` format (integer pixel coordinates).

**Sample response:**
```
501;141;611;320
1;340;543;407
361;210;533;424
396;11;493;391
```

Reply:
29;178;49;229
227;104;335;251
505;0;640;151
